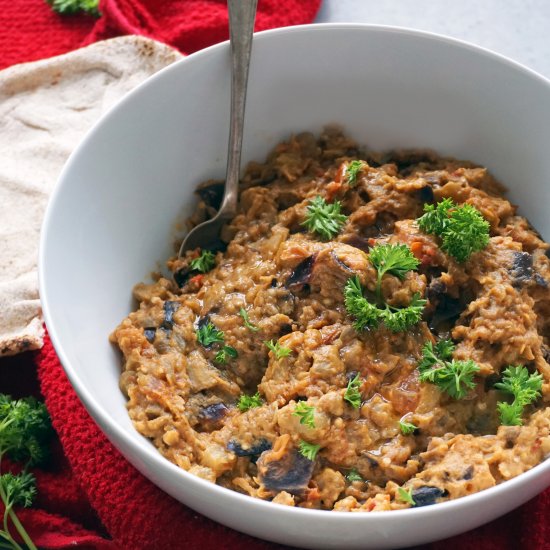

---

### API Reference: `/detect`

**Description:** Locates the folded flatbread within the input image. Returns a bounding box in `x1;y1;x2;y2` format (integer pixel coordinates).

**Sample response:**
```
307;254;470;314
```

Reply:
0;36;183;356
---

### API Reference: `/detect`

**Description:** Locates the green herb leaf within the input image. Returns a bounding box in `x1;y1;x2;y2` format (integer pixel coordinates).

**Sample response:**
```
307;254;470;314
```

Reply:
381;293;427;333
298;440;321;461
417;197;454;235
397;486;415;506
417;199;490;262
399;420;418;435
344;373;362;409
239;308;260;332
237;392;263;412
265;340;292;360
302;196;348;240
495;365;543;426
346;469;363;483
369;243;420;289
0;395;52;465
189;250;217;274
196;322;225;348
344;276;425;333
0;395;53;550
293;402;316;428
343;276;380;331
418;341;480;399
346;160;366;187
214;345;238;364
46;0;100;16
0;472;36;509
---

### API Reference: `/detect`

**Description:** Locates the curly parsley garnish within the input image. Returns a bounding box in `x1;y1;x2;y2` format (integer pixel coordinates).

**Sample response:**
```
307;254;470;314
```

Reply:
344;373;362;409
346;160;366;187
380;294;426;332
399;420;418;435
239;308;260;332
0;395;53;550
344;276;380;331
302;196;348;240
397;486;415;506
418;340;480;399
189;250;216;273
293;402;316;428
196;322;225;347
346;469;363;483
46;0;100;16
369;243;420;299
495;365;543;426
237;392;263;412
265;340;292;360
214;345;238;364
344;244;425;333
417;198;490;262
298;440;321;461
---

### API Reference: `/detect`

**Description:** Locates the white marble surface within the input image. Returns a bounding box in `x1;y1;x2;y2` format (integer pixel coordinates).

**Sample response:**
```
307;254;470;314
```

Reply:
316;0;550;78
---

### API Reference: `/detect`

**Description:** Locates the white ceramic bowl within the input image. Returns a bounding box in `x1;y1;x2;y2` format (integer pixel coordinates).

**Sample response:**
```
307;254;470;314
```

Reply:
40;24;550;549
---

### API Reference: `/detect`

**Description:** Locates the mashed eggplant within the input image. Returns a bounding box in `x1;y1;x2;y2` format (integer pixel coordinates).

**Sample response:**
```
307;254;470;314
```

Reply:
111;128;550;511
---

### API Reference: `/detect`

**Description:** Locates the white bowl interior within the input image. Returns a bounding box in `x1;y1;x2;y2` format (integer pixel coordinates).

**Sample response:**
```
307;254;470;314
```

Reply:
40;25;550;549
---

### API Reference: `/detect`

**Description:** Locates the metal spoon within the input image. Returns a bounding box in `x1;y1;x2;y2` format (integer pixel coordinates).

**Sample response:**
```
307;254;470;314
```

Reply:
178;0;258;256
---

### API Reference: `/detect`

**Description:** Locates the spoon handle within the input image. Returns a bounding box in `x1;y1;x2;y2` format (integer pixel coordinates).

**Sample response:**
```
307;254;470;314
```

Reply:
222;0;258;217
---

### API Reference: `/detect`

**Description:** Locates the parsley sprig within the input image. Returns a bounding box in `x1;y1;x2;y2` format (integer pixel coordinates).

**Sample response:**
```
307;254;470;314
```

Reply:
346;469;363;483
237;392;263;412
346;160;366;187
417;198;490;262
215;345;238;364
344;276;380;331
344;244;426;333
189;250;217;273
344;373;362;409
298;440;321;461
399;420;418;435
196;322;225;347
265;340;292;360
495;366;542;426
302;196;348;240
0;395;53;550
293;402;316;428
46;0;100;16
196;323;238;364
369;244;420;300
239;308;260;332
418;340;480;399
397;486;415;506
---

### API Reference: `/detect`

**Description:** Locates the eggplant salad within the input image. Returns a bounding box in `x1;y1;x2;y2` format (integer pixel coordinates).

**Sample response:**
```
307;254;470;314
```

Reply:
111;128;550;511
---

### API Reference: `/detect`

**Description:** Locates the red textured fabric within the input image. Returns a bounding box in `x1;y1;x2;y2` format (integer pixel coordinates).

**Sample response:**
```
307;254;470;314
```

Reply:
0;0;321;70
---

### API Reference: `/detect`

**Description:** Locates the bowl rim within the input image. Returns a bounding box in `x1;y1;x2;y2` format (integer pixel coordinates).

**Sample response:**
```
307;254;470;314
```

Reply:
39;22;550;524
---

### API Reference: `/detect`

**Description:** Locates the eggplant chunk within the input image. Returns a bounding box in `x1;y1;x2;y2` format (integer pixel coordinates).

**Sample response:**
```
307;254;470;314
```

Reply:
510;252;533;286
412;486;447;507
256;448;315;495
286;254;316;290
227;439;271;458
161;301;180;330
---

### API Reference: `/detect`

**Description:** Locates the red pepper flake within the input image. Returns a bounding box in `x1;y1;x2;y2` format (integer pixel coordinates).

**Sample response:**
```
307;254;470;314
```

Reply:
326;180;343;202
189;274;204;286
305;487;321;502
335;163;346;184
410;241;424;259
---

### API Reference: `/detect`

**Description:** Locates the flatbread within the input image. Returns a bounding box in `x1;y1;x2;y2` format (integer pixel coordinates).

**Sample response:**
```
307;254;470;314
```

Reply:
0;36;183;356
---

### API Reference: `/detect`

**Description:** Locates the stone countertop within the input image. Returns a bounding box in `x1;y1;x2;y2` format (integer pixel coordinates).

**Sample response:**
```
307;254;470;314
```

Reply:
316;0;550;78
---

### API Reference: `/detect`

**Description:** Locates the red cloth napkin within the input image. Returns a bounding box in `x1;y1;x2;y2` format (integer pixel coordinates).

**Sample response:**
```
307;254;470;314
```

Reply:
0;0;320;70
0;1;549;548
